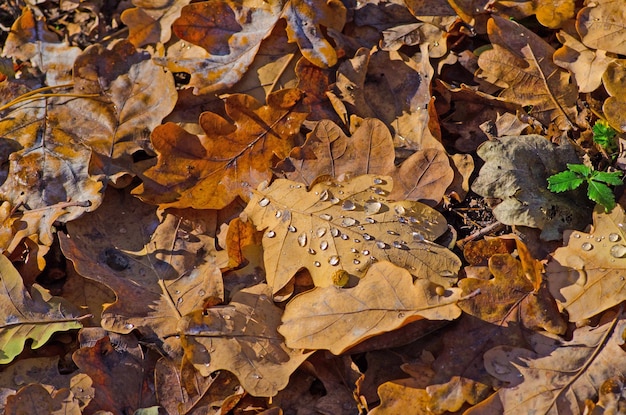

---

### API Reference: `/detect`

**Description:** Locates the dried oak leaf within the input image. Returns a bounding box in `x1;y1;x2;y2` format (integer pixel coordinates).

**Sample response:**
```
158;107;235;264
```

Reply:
282;0;346;68
0;255;83;364
577;0;626;55
73;333;156;413
121;0;191;47
279;261;462;354
59;187;226;347
476;317;626;414
178;283;313;397
601;60;626;133
4;384;82;415
243;175;461;294
276;118;453;206
477;16;578;131
2;7;81;85
546;205;626;322
472;135;592;241
459;241;566;335
134;89;308;210
553;30;614;94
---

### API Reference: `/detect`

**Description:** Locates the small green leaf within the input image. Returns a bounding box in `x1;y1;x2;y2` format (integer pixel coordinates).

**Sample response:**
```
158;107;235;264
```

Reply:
592;170;624;186
592;120;617;150
587;180;616;211
565;163;591;176
547;170;584;193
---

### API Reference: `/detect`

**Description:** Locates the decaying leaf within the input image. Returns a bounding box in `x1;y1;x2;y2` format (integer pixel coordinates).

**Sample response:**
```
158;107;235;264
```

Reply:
477;16;578;131
601;60;626;133
0;255;83;364
121;0;191;47
277;118;453;206
244;175;461;293
178;283;313;397
477;316;626;414
134;89;308;209
4;384;82;415
472;135;592;241
279;261;462;354
547;205;626;322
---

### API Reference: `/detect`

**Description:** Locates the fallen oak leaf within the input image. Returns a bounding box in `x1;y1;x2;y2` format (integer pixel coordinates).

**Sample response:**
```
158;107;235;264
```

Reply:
243;175;461;293
279;261;462;355
178;283;313;397
134;88;308;210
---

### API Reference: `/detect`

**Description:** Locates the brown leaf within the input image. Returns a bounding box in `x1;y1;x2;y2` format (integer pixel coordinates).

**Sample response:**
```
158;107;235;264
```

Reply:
477;16;578;131
476;316;626;414
282;0;346;68
459;241;566;335
178;284;312;397
577;0;626;55
547;205;626;322
244;175;460;293
121;0;191;47
279;261;462;354
277;119;453;206
5;384;81;415
554;30;614;94
601;60;626;133
369;381;430;415
59;187;225;344
134;89;308;209
73;332;157;413
157;0;280;95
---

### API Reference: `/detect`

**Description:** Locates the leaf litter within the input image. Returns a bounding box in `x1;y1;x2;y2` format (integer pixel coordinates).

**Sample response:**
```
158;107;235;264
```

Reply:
0;0;625;413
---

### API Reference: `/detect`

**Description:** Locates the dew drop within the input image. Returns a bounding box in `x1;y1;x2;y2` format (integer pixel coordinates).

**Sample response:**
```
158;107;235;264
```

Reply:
351;247;358;253
288;225;297;232
412;232;424;242
319;190;329;201
330;196;340;204
393;241;408;250
362;249;370;255
394;205;406;215
177;297;184;305
573;233;581;238
252;373;263;379
373;178;385;185
596;237;603;242
364;200;382;214
376;241;389;249
581;242;593;251
365;217;376;224
298;233;307;247
319;213;333;221
198;289;206;296
314;261;321;267
610;244;626;258
329;255;340;266
353;259;361;265
125;323;134;330
316;227;327;237
363;233;374;241
320;240;329;250
341;234;349;240
372;187;387;196
609;233;621;242
266;230;276;238
342;217;357;227
258;198;270;207
331;228;340;237
342;200;356;211
354;239;361;243
308;248;316;254
387;230;399;235
275;210;282;218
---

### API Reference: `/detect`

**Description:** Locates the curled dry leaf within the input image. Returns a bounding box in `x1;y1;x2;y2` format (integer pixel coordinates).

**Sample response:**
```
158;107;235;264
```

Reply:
279;261;462;354
547;205;626;322
0;255;83;364
475;316;626;414
178;284;313;397
282;0;346;68
477;16;578;131
134;89;308;209
276;118;453;206
244;175;461;293
472;135;592;241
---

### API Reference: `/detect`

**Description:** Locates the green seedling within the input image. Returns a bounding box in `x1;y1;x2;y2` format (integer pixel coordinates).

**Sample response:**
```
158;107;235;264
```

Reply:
547;163;623;212
592;119;618;155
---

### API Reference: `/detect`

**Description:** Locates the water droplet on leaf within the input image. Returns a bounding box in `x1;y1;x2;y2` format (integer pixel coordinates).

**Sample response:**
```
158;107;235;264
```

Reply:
610;244;626;258
609;233;621;242
329;255;340;266
342;200;356;211
258;198;270;207
266;230;276;238
298;233;307;247
320;241;329;250
581;242;593;251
